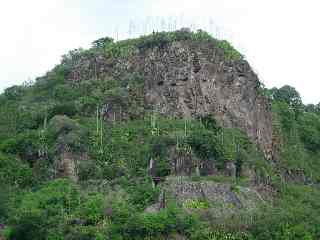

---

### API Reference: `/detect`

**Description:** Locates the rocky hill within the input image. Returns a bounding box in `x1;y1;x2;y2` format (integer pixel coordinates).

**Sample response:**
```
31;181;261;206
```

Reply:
65;33;273;160
0;29;320;239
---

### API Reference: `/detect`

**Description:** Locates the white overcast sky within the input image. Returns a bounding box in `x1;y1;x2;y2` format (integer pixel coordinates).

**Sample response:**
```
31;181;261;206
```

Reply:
0;0;319;104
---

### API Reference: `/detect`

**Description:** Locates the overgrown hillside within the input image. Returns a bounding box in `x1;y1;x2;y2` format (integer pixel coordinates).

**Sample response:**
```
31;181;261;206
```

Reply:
0;29;320;240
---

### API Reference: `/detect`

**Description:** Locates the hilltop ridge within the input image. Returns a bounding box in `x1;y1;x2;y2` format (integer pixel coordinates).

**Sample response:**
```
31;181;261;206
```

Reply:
58;29;272;159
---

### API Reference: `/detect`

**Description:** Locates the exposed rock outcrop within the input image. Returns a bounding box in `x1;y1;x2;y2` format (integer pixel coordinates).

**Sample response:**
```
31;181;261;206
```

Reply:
65;37;273;159
146;176;265;218
48;115;88;181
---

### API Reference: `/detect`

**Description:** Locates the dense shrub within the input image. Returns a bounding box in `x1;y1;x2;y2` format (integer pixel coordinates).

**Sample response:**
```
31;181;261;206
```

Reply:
298;112;320;152
0;131;39;164
0;152;33;187
103;29;244;61
119;177;160;210
47;115;88;149
52;84;81;102
197;114;221;132
8;179;80;239
48;102;78;118
34;65;66;92
92;36;114;49
190;228;251;240
4;85;25;101
78;194;105;225
215;40;243;61
187;130;223;165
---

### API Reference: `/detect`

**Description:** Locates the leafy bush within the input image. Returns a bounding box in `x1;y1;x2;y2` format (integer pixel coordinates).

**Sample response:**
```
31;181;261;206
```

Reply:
48;102;78;118
52;84;81;102
117;177;160;210
76;96;100;115
298;112;320;152
182;199;209;209
271;91;320;180
215;40;243;61
0;102;41;139
4;85;25;101
105;40;135;58
0;152;33;187
0;184;13;222
249;184;320;239
77;159;103;181
92;36;114;49
136;32;172;50
187;130;223;167
0;130;40;164
106;29;245;61
9;179;80;240
78;194;105;225
190;228;251;240
34;65;67;93
197;114;221;132
47;115;88;152
115;205;197;239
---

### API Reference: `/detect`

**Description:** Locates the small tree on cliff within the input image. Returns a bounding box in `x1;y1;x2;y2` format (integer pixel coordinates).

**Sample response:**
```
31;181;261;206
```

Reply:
92;37;114;49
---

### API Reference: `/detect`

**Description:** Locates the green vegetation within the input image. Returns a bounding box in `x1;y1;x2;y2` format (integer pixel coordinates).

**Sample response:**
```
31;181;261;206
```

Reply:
0;31;319;239
64;29;244;62
182;199;209;209
215;40;243;61
270;86;320;182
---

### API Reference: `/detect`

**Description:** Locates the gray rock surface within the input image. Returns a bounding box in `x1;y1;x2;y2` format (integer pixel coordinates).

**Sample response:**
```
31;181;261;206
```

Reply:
65;39;273;159
161;176;263;216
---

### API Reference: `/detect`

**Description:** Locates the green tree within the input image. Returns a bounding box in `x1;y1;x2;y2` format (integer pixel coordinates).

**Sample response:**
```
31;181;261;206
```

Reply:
271;85;302;109
305;104;317;113
92;37;114;49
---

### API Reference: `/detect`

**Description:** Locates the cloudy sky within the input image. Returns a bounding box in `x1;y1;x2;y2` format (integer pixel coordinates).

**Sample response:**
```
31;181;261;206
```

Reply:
0;0;319;103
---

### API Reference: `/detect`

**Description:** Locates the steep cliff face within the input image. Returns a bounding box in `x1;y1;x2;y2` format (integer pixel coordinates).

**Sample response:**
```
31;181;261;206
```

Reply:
138;41;272;159
65;37;272;159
